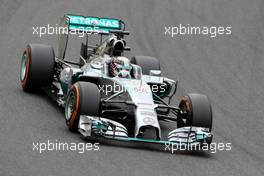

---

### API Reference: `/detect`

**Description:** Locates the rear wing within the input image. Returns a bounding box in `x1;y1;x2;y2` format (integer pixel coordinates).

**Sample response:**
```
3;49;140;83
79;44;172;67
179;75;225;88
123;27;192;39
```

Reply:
58;14;125;60
63;14;125;33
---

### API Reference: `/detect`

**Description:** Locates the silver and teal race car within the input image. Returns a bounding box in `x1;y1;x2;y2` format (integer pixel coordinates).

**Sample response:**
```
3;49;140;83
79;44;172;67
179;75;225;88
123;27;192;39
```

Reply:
20;14;213;149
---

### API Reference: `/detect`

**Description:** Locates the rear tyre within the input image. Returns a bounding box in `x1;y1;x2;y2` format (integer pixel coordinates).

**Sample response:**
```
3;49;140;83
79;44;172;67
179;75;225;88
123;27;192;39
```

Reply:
178;93;212;131
130;56;160;75
20;44;55;92
65;82;101;132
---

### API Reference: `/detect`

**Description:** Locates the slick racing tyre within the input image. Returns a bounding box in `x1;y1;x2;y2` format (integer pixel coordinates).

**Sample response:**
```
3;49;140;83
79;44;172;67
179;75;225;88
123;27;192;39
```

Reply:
178;93;212;131
65;82;101;132
131;56;160;75
20;44;55;92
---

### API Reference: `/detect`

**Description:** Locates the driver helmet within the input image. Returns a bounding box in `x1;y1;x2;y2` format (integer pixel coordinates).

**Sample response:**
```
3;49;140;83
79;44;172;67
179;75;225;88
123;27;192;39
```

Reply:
109;57;132;78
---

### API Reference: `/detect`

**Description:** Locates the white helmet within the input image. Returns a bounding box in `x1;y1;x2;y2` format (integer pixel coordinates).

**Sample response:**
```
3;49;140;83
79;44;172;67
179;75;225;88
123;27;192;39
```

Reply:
109;57;132;78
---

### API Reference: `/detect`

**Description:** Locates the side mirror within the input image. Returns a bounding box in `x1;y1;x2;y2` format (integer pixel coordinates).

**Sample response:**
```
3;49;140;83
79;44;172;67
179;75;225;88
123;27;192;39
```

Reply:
149;70;161;76
164;78;178;98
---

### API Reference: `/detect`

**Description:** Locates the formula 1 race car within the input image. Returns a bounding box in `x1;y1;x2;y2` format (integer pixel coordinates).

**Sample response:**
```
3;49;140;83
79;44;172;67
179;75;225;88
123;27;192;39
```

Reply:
20;14;213;147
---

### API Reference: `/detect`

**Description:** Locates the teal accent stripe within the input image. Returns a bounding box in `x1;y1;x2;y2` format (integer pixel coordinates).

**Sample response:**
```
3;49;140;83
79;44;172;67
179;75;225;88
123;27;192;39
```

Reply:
66;14;121;32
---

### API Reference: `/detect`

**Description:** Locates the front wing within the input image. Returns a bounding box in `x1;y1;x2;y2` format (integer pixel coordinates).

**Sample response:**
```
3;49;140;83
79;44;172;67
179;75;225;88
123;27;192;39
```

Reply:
78;115;213;148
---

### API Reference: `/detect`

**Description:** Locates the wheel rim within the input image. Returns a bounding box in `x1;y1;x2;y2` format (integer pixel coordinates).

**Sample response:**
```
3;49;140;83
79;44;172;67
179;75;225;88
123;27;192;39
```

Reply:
20;52;27;81
65;91;76;121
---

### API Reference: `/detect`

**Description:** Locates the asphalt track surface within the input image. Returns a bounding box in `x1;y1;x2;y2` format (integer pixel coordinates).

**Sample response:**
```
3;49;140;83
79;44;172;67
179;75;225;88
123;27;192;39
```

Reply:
1;0;264;176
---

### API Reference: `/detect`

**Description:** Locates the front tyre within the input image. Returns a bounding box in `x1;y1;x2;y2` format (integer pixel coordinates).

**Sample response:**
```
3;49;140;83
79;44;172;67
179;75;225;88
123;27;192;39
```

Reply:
178;93;212;131
20;44;55;92
65;82;101;132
